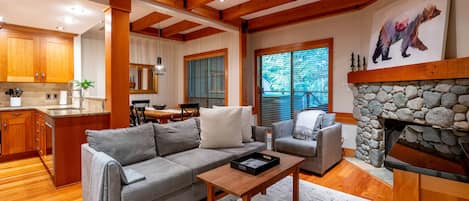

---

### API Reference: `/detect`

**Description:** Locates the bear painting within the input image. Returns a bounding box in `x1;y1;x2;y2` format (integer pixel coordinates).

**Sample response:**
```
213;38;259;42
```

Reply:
367;0;449;70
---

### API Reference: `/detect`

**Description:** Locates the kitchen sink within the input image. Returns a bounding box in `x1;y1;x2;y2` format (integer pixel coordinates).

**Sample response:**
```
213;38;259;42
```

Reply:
47;107;82;111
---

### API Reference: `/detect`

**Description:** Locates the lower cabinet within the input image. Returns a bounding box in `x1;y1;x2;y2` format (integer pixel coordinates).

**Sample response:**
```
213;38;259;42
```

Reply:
0;110;33;155
34;112;53;172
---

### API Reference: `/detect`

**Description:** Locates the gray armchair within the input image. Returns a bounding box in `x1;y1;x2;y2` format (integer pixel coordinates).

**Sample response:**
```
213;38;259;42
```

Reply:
272;119;342;175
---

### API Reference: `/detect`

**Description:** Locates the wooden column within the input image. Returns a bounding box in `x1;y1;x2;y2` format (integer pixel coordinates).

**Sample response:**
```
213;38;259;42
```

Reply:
239;21;247;106
105;0;131;128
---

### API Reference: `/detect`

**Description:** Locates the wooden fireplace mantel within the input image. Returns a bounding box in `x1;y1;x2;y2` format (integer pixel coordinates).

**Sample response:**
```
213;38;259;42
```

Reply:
347;57;469;84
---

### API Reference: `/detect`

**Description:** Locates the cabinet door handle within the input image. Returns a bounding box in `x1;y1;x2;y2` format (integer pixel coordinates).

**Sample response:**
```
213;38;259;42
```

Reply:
35;72;39;80
3;122;7;129
13;112;22;116
41;72;46;80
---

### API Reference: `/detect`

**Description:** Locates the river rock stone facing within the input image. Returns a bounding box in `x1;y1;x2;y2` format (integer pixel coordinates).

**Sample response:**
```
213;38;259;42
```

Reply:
352;79;469;167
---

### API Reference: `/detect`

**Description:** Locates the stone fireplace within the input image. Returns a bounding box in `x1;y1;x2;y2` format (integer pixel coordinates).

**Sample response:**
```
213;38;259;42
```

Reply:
352;79;469;167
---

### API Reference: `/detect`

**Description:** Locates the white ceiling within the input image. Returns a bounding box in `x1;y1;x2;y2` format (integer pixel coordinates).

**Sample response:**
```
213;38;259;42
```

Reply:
0;0;106;34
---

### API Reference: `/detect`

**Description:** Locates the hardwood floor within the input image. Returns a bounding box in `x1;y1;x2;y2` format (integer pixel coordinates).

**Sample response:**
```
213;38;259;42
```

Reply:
0;157;392;201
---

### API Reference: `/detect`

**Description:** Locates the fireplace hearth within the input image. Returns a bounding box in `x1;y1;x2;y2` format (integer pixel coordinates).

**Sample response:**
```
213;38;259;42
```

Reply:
352;79;469;167
383;118;469;183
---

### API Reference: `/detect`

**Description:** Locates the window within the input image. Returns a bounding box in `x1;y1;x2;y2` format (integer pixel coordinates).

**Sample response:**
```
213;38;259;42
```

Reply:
255;39;333;126
184;49;228;108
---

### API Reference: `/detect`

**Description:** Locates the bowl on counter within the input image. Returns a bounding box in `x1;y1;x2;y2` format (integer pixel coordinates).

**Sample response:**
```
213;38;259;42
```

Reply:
152;104;166;110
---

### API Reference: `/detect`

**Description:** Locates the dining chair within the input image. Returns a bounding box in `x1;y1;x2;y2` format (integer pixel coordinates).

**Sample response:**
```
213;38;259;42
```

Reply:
131;99;159;124
170;103;200;122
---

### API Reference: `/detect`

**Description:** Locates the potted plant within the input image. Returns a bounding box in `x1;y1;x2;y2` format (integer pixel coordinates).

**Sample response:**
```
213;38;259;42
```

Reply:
74;79;95;97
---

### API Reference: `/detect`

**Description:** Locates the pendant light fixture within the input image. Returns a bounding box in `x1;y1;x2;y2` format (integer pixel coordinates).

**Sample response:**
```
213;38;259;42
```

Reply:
154;27;166;75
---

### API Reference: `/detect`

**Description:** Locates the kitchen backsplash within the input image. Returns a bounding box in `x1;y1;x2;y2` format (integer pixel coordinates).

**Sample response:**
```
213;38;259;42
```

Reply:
0;83;70;107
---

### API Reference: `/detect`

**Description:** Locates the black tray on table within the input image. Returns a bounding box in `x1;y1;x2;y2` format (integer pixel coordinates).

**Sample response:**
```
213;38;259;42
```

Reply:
230;152;280;175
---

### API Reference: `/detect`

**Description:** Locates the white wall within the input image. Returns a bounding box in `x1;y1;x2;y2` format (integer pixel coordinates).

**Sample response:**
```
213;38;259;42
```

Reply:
246;0;469;149
129;34;183;108
81;37;106;98
178;31;241;106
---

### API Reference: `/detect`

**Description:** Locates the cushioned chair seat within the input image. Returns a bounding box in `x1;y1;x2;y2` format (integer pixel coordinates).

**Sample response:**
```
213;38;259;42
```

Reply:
164;148;234;182
275;137;317;157
216;142;267;158
121;157;192;201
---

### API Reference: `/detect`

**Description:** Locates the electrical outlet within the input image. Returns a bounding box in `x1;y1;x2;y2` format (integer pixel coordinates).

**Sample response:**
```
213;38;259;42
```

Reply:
53;94;58;99
46;94;51;100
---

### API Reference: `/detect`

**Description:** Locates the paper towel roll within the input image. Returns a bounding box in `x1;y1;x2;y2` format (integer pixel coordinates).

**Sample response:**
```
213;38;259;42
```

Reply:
59;90;68;105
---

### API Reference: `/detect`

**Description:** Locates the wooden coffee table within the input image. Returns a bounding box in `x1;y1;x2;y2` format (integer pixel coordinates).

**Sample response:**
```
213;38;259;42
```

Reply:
197;150;305;201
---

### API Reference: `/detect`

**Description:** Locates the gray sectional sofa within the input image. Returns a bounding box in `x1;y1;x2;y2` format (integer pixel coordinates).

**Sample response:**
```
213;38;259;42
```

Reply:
81;118;268;201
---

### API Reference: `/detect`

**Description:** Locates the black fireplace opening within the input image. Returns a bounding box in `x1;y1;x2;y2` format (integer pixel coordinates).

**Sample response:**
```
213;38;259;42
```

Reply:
383;118;469;183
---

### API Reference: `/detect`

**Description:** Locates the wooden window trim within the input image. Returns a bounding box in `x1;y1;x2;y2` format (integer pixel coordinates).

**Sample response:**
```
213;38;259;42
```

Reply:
253;38;334;115
183;48;229;106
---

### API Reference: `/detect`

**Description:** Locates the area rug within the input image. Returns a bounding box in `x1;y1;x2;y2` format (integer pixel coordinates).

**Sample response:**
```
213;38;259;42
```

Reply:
219;176;370;201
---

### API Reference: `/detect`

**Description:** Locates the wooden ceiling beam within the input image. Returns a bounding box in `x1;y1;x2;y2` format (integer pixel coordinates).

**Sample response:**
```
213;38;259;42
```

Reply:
222;0;294;21
184;27;224;41
152;0;185;8
132;27;184;41
186;0;214;10
131;12;172;31
191;5;220;20
247;0;376;32
162;20;200;37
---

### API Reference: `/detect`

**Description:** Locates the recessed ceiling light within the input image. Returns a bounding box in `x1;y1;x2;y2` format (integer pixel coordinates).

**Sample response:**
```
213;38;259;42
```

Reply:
69;6;89;15
56;26;64;31
219;0;224;2
64;16;74;24
0;16;4;22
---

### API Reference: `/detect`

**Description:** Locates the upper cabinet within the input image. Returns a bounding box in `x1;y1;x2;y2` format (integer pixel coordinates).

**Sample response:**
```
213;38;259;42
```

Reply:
42;37;74;83
0;25;75;83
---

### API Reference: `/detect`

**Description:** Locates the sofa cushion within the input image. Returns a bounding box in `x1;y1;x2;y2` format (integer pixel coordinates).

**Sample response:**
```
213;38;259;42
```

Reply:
164;148;234;182
322;113;336;128
153;118;200;156
216;142;267;158
86;123;156;166
121;157;192;201
213;105;254;142
275;136;317;157
199;107;243;148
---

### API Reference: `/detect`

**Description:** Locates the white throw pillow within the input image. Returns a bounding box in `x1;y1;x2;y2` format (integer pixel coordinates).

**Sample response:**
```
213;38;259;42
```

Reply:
199;107;243;148
213;105;254;142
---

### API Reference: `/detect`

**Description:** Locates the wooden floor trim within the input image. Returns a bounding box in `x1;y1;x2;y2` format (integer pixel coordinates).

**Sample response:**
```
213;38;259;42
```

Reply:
343;148;356;157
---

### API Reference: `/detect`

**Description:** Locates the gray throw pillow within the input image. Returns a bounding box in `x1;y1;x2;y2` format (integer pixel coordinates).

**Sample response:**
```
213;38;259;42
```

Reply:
153;118;200;156
86;123;157;166
322;113;336;128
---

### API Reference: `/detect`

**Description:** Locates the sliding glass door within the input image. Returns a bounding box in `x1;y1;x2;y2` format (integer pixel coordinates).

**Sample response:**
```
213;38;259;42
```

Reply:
257;40;332;126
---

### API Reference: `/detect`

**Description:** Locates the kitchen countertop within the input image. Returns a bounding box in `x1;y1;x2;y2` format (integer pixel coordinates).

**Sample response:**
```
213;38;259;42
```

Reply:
0;105;110;118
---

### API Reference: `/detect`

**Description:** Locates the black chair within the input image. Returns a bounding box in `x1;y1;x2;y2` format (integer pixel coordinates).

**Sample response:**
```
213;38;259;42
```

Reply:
170;103;200;122
130;105;138;127
131;100;159;124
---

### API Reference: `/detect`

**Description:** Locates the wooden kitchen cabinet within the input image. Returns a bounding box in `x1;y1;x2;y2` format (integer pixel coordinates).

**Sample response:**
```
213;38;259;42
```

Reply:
34;112;53;159
0;30;41;82
1;110;34;155
0;24;74;83
42;37;74;83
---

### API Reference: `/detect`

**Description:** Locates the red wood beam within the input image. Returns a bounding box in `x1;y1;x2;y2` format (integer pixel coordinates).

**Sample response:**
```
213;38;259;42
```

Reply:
184;27;224;41
222;0;294;21
131;12;171;31
162;20;200;37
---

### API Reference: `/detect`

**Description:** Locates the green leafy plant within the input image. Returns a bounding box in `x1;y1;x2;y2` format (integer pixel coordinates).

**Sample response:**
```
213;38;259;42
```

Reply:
74;79;95;90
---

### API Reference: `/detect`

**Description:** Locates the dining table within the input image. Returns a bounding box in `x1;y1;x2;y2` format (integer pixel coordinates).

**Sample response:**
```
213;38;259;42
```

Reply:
144;108;192;124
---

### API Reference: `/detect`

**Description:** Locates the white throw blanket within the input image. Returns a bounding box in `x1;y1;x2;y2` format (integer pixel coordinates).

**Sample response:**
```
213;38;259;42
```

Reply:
293;110;325;140
87;152;146;201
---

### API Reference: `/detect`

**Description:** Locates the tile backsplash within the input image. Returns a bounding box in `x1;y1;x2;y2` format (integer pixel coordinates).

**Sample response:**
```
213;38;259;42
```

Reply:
0;83;70;107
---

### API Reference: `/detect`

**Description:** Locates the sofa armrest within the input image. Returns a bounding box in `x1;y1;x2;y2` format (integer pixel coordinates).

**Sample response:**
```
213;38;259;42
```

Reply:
316;123;343;171
252;126;269;142
82;144;122;201
272;120;293;140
